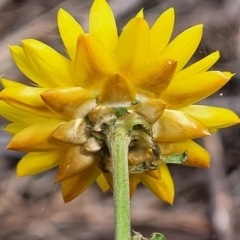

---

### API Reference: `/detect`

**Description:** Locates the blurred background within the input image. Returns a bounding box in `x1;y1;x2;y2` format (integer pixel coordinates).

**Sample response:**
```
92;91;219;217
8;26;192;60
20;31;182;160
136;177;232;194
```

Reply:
1;0;240;239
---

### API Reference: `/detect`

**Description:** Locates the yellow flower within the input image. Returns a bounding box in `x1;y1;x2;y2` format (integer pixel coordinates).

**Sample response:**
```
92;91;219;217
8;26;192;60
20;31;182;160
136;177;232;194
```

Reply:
0;0;239;204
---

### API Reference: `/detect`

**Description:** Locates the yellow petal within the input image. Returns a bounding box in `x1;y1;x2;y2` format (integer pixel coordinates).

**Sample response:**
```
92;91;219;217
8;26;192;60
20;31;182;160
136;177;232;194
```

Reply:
89;0;118;52
1;78;27;88
129;174;139;198
6;119;64;151
174;51;220;81
4;122;28;135
97;172;139;198
51;119;89;145
103;172;113;192
135;9;144;18
149;8;175;61
180;105;240;129
114;18;149;76
41;87;96;118
159;140;210;168
0;101;46;124
22;39;75;87
17;151;62;176
96;173;110;192
56;146;97;182
9;45;48;87
145;169;160;180
161;71;232;109
61;164;101;202
0;86;55;117
57;8;84;60
74;34;119;88
139;164;174;204
159;24;203;75
128;99;166;124
153;109;210;142
98;74;136;104
132;59;177;95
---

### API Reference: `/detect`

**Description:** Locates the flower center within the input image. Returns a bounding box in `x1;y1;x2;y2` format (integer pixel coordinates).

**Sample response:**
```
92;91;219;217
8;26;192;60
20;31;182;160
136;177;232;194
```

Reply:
86;105;187;175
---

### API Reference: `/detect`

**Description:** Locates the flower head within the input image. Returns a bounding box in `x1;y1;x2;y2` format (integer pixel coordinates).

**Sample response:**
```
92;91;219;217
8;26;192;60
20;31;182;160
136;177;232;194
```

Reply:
0;0;239;203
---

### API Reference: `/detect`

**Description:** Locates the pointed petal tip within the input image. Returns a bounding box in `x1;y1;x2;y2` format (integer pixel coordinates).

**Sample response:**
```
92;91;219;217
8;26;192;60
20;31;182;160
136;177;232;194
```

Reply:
224;71;235;79
62;194;72;203
205;162;210;168
203;129;211;136
196;23;204;29
6;142;15;151
8;45;14;50
57;8;68;19
8;45;21;55
54;172;63;184
163;7;175;17
58;7;64;14
168;198;174;205
61;187;77;203
135;8;144;18
188;23;204;34
16;167;25;177
215;50;220;57
55;174;62;183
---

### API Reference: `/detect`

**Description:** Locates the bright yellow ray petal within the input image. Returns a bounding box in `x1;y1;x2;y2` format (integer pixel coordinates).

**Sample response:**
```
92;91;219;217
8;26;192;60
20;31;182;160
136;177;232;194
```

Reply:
180;105;240;129
129;174;139;198
61;164;101;202
159;24;203;75
153;109;209;142
56;146;97;182
103;172;113;192
9;45;49;87
174;51;220;81
57;8;84;60
89;0;118;52
98;74;136;104
6;119;64;151
132;59;177;95
161;71;232;109
41;87;96;118
74;34;119;88
96;172;139;197
114;17;150;76
1;78;27;88
17;151;62;176
4;122;28;135
0;101;46;124
159;140;210;168
96;173;110;192
135;9;144;18
22;39;75;87
139;164;174;204
0;86;56;117
149;8;175;61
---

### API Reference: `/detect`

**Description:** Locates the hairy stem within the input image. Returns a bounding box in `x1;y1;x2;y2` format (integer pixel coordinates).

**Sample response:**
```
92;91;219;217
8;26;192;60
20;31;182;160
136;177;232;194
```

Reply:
108;125;131;240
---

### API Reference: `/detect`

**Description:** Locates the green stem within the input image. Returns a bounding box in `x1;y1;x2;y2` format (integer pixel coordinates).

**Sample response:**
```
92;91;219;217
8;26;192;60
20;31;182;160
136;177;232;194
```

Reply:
108;125;131;240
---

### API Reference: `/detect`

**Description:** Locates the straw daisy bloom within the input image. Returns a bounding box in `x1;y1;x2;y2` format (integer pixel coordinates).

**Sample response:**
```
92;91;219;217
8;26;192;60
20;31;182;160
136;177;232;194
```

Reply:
0;0;239;203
